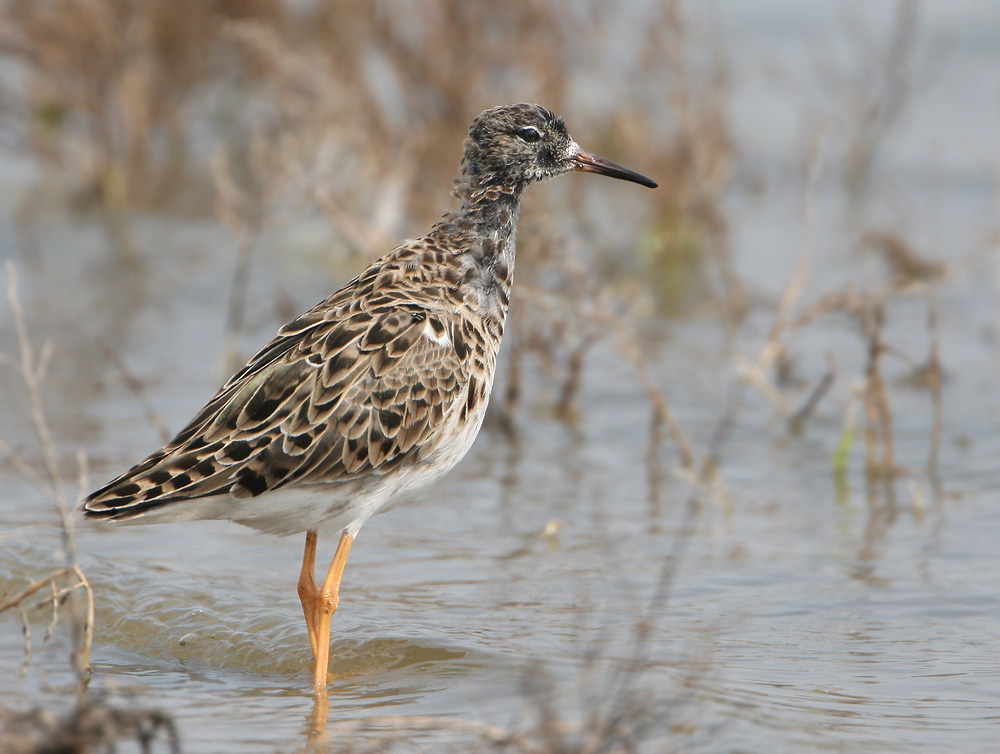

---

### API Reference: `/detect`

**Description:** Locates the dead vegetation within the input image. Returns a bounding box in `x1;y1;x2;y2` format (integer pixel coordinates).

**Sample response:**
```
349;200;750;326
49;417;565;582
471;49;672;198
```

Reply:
815;0;926;201
0;0;959;751
0;0;732;447
0;264;178;751
0;702;180;754
0;264;94;700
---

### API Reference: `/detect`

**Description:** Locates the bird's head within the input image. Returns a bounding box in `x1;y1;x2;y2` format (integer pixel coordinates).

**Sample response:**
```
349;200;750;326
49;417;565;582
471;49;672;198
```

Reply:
462;103;658;192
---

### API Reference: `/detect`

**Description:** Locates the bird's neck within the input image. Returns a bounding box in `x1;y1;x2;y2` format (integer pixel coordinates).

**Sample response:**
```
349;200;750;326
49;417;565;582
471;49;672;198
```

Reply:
426;175;524;323
451;150;529;243
435;170;525;262
459;183;522;242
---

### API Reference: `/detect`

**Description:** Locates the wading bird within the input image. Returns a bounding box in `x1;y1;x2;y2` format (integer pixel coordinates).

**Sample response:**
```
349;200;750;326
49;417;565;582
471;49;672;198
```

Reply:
83;104;657;691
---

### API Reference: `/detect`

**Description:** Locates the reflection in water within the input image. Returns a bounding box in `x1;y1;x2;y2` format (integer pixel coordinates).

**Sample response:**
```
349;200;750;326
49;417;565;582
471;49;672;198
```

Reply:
305;692;330;751
846;477;897;585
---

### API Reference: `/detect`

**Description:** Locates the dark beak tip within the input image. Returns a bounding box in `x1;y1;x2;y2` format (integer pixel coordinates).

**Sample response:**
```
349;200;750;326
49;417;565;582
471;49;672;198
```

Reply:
572;151;658;189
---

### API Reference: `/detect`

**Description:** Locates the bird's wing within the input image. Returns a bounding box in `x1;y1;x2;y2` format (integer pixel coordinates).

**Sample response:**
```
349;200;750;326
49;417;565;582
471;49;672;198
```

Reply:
82;292;481;520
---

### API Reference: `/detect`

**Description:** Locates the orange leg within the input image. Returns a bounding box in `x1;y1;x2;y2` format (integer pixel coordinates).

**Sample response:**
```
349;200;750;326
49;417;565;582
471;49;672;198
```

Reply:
298;531;321;659
297;530;355;691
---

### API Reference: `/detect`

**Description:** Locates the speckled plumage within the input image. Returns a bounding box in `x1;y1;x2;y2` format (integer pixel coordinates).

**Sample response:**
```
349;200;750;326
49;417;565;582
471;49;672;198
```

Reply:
81;103;656;689
81;233;504;536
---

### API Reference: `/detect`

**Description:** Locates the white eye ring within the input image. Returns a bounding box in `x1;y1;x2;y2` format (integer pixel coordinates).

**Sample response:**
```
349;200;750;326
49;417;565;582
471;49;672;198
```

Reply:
516;126;542;143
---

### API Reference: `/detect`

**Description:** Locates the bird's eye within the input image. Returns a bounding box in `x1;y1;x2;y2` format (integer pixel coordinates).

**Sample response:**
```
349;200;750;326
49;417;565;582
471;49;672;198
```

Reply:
516;127;542;143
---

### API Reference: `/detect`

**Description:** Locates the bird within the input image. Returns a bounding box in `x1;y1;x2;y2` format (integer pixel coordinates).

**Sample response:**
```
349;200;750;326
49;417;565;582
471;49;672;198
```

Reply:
81;103;657;692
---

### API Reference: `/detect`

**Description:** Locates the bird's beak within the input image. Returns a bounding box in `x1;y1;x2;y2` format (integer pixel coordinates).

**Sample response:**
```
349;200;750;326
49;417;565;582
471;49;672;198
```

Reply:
571;150;658;188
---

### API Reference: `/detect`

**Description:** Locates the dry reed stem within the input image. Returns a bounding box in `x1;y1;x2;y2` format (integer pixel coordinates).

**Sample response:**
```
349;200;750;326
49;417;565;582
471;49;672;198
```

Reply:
634;0;738;319
665;0;741;319
577;311;762;754
788;363;835;433
765;280;908;483
519;257;695;471
782;279;916;483
602;310;695;471
102;346;172;445
0;564;94;680
499;329;524;433
212;148;262;375
924;296;943;475
593;373;748;753
4;262;63;505
839;0;922;198
739;133;824;418
309;136;388;260
554;342;588;422
861;302;895;475
735;125;924;485
1;267;178;746
862;231;949;284
1;262;93;696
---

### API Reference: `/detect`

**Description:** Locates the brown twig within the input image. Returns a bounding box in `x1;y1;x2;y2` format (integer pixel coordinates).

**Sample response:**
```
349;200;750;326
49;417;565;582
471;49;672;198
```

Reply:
1;262;94;697
838;0;922;198
860;301;895;476
5;262;64;506
544;258;695;470
924;295;943;475
788;366;835;434
102;346;172;444
603;308;695;470
0;564;94;687
212;149;262;375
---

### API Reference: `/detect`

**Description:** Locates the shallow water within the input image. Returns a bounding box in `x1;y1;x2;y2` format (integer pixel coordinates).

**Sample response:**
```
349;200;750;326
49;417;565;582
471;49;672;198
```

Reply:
3;3;1000;753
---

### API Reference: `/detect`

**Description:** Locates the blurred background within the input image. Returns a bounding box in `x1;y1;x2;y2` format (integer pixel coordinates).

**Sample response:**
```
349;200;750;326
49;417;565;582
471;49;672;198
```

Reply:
1;1;998;752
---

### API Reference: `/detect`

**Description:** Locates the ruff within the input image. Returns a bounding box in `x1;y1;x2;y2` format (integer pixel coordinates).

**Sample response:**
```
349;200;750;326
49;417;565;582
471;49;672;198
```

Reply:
82;103;657;690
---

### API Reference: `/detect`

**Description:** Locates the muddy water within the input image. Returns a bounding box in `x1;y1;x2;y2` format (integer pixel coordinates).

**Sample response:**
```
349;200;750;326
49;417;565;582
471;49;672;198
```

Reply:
3;4;1000;753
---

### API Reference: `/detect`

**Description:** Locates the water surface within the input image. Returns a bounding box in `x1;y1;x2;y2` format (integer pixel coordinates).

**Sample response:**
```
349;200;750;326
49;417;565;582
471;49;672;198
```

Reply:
2;3;999;752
